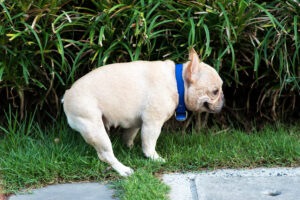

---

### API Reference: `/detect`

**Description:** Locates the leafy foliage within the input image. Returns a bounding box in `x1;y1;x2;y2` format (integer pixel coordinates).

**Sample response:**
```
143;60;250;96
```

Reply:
0;0;299;124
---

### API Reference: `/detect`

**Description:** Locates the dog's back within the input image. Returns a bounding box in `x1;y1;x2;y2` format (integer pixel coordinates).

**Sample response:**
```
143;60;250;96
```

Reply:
63;60;177;129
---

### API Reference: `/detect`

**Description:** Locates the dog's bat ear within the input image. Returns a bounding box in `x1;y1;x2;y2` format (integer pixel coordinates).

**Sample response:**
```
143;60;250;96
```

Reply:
186;48;200;83
188;48;198;60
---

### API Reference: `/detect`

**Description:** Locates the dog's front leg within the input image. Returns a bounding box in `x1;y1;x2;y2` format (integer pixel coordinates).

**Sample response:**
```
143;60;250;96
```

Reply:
141;122;165;162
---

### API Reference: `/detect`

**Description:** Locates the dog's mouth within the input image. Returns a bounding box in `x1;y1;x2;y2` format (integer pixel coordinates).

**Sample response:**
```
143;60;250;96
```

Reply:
203;100;224;113
197;94;224;113
203;101;216;113
204;102;210;110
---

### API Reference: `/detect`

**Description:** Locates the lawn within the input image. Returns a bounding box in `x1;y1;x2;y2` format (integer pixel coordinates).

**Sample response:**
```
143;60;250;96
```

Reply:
0;113;299;199
1;1;299;199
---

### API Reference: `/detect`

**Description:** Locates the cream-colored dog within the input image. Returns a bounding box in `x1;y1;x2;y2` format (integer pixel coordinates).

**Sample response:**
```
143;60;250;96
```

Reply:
63;49;224;176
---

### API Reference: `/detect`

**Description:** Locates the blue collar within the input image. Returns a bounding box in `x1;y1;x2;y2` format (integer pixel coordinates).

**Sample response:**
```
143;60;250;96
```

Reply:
175;64;187;121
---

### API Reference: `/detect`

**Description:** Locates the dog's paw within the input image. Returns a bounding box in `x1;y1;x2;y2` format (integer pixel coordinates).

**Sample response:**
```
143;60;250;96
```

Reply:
119;166;134;177
113;164;134;177
126;142;134;149
157;157;166;163
147;152;166;163
144;150;166;163
152;156;166;163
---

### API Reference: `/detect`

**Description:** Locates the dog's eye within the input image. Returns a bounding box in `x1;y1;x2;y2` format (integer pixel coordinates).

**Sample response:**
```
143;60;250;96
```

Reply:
213;89;219;95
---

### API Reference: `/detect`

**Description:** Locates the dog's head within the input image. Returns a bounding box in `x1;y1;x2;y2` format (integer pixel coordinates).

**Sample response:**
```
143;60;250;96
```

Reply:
184;49;224;113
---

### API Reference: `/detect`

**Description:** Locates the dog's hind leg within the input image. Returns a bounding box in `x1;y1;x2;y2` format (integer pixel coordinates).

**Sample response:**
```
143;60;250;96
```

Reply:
67;114;134;176
122;128;140;148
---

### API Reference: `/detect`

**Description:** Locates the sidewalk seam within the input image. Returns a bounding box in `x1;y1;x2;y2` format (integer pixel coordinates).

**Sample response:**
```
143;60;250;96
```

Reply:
189;177;198;200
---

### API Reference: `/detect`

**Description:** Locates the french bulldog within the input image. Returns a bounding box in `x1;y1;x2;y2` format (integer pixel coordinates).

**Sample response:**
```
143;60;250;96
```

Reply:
62;48;224;176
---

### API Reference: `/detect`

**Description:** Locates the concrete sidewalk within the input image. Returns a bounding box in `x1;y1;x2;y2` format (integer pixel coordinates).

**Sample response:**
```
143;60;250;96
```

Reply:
8;167;300;200
162;167;300;200
9;183;117;200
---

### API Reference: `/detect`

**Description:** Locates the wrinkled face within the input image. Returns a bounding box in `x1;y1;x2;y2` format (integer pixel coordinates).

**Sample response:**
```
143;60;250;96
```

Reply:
184;49;224;113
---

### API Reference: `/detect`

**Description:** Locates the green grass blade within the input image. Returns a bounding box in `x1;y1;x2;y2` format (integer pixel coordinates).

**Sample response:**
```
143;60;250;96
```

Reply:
146;2;160;19
202;23;211;58
68;45;88;83
98;26;105;46
108;4;126;14
20;59;29;84
254;47;260;79
0;2;12;23
224;36;235;73
21;22;45;63
55;32;66;70
188;17;195;46
294;16;298;49
119;42;134;61
217;2;231;40
0;65;4;81
252;3;287;33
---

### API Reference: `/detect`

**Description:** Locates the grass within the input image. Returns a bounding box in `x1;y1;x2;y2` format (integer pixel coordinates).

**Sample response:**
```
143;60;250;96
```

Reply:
113;170;170;200
0;112;299;199
0;0;299;121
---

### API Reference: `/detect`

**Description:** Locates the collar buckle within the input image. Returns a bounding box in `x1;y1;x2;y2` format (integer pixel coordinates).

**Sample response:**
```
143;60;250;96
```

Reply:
175;111;188;121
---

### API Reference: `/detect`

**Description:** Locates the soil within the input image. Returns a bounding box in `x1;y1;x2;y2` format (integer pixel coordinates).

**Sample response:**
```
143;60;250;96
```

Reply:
0;186;7;200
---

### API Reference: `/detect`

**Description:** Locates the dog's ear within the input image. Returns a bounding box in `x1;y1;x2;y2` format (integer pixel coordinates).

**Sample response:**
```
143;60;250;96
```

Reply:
186;48;200;83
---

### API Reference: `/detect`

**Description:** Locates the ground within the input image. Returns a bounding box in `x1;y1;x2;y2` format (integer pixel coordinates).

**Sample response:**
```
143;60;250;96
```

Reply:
0;116;299;199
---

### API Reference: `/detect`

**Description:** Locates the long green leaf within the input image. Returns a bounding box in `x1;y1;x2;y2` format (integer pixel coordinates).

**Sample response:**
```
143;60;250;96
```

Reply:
202;24;211;58
0;65;4;81
0;2;12;23
21;22;44;63
252;3;287;33
56;32;65;70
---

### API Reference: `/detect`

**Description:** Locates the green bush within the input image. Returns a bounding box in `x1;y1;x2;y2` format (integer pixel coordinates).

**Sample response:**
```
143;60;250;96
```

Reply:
0;0;299;124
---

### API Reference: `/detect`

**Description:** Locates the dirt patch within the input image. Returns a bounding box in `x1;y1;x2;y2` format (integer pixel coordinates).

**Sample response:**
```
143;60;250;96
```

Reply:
0;188;5;200
0;182;6;200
